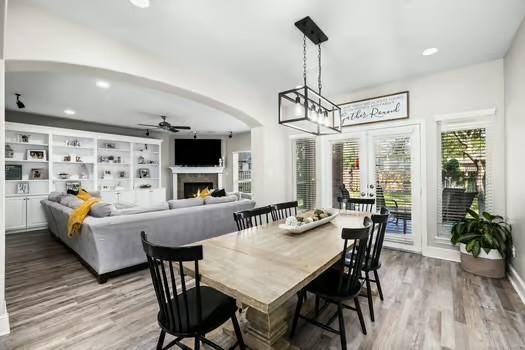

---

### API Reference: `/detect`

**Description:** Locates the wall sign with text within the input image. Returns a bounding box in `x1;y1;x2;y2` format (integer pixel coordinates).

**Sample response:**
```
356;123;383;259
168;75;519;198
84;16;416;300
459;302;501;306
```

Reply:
340;91;409;127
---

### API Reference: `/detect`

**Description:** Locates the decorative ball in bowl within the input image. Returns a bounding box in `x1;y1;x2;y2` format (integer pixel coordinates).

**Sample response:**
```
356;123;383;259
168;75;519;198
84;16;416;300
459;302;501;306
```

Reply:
279;208;338;234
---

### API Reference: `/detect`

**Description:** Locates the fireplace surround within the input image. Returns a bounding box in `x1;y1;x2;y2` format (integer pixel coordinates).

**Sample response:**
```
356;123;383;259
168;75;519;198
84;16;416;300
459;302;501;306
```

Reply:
170;166;224;199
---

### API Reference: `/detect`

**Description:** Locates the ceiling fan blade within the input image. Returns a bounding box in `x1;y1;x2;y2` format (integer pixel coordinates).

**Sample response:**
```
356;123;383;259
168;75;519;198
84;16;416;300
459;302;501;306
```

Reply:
170;126;191;130
138;124;160;128
169;127;180;133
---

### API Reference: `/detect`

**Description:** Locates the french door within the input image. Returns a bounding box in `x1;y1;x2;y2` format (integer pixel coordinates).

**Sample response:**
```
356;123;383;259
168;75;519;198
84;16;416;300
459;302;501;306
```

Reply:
327;125;422;252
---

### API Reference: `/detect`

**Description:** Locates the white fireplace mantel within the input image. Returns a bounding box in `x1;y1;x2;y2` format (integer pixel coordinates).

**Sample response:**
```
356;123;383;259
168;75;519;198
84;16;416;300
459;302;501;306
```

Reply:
169;166;224;199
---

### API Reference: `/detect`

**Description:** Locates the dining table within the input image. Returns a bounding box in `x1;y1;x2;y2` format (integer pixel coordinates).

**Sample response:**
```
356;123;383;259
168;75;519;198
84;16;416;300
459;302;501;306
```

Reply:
183;210;369;350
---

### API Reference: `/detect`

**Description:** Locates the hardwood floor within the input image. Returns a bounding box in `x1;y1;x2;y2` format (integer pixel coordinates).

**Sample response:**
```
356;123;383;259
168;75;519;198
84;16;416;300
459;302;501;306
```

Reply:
1;230;524;349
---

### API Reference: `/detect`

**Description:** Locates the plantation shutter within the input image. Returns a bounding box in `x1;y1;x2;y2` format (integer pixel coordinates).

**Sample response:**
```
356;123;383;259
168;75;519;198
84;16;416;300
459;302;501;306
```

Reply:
438;124;492;237
295;138;316;210
332;140;361;208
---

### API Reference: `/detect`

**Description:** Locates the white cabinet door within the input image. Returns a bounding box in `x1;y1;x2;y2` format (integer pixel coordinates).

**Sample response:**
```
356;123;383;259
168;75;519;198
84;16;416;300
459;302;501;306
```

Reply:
6;197;27;231
100;191;117;203
117;191;136;205
27;196;48;228
134;190;152;207
149;188;166;206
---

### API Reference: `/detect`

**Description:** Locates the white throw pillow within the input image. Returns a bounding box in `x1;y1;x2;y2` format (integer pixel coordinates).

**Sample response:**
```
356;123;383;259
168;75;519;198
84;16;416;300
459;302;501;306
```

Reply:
168;198;204;209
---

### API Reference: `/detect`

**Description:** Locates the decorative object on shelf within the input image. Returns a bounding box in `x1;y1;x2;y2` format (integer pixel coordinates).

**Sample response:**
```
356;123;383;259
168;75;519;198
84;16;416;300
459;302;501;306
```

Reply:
340;91;409;127
27;149;47;160
64;155;71;162
5;144;14;159
65;181;82;193
16;182;30;194
138;168;150;178
6;164;22;180
218;158;224;167
17;134;31;143
137;115;191;134
119;171;127;178
30;168;44;180
58;173;71;180
66;139;81;147
146;160;157;164
137;156;145;164
117;156;121;163
107;155;115;163
103;142;116;149
103;170;113;180
139;184;152;189
75;155;82;162
451;209;512;278
278;16;342;136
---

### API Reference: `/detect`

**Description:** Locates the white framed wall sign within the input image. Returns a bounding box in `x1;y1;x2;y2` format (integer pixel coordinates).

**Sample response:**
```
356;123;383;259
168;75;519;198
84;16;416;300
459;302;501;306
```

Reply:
340;91;409;127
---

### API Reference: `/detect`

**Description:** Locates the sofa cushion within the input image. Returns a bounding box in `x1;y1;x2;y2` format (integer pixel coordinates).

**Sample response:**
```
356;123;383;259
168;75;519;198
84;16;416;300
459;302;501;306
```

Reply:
111;202;169;216
59;194;84;209
48;191;66;202
168;198;204;209
227;192;241;200
204;195;238;205
89;202;116;218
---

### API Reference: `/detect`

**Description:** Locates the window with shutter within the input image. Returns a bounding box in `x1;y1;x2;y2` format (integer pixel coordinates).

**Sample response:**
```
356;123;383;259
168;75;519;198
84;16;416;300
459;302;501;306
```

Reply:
331;140;361;208
295;138;316;210
438;123;491;237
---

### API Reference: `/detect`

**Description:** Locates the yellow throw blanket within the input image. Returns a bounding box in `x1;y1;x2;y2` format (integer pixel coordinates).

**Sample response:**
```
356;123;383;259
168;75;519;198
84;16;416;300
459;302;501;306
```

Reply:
67;190;101;238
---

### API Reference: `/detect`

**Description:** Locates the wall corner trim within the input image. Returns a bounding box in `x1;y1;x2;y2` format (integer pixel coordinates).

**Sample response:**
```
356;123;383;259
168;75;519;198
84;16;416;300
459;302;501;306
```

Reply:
508;265;525;304
0;302;10;336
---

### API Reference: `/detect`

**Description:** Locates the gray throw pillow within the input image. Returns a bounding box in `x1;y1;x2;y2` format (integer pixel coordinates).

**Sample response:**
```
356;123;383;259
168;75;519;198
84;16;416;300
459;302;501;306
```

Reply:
48;191;66;203
168;198;204;209
89;202;116;217
226;192;241;200
59;194;84;209
204;195;237;205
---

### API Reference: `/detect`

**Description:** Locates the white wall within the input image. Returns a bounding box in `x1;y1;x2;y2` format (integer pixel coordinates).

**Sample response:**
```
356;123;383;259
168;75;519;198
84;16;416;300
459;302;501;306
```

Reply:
504;18;525;287
224;132;251;192
314;60;506;256
0;0;8;337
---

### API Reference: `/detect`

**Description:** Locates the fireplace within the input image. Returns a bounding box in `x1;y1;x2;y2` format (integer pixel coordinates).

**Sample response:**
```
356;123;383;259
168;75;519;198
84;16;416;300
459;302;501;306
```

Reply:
183;182;214;199
170;166;224;200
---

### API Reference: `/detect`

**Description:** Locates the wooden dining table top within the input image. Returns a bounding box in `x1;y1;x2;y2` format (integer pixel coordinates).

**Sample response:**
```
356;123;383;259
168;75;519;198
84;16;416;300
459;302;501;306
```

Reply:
183;211;369;314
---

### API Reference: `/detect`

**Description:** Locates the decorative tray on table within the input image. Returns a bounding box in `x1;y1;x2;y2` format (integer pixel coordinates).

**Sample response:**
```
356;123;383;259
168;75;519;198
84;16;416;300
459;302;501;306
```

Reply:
279;208;339;234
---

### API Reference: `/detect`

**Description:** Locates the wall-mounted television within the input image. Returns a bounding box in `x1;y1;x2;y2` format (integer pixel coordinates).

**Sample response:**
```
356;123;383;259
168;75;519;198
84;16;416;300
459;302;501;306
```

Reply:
175;139;222;166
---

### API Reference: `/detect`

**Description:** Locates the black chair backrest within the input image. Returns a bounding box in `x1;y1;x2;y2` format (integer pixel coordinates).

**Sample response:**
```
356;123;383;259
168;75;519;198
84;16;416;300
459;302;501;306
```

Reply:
365;207;389;268
343;198;375;213
141;231;203;333
233;206;272;231
270;201;298;221
336;218;371;296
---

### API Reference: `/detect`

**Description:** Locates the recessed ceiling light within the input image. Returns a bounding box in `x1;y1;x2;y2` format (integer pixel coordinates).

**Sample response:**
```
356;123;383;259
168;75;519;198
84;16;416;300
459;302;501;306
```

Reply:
64;109;76;115
96;80;110;89
422;47;439;56
129;0;150;8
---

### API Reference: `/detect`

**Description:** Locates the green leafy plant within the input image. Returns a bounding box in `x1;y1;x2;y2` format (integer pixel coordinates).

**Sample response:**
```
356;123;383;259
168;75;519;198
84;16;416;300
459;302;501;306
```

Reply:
451;209;512;259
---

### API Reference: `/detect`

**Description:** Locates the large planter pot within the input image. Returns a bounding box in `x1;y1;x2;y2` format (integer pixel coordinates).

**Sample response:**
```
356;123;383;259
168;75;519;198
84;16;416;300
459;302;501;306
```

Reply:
459;243;505;278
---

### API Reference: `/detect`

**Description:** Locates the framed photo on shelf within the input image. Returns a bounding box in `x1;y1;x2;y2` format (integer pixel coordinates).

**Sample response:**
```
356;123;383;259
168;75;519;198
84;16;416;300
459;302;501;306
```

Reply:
27;149;47;161
16;182;29;194
103;143;116;149
17;134;31;143
65;181;82;194
30;168;45;180
138;168;150;178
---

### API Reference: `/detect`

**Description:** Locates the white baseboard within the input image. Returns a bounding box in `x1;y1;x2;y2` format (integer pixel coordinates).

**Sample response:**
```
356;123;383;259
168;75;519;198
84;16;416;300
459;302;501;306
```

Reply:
508;265;525;304
0;302;10;336
423;245;461;262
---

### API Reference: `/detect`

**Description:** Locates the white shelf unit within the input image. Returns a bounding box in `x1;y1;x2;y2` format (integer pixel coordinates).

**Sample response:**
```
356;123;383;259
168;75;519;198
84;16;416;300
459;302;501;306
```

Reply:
233;151;252;195
5;122;165;233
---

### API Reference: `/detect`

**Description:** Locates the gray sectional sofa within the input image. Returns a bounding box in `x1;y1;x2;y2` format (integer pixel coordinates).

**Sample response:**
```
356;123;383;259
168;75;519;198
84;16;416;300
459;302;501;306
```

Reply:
41;194;255;283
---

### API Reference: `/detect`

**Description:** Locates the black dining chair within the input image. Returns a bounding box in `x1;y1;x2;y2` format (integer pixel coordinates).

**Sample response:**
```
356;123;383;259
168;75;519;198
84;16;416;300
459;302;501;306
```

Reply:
141;232;245;350
340;198;375;213
353;207;389;322
270;201;298;221
290;218;372;349
233;206;272;231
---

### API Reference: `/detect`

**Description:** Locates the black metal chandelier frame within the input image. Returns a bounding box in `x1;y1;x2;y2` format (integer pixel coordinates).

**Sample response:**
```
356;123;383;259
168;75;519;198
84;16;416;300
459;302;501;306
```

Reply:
278;16;342;136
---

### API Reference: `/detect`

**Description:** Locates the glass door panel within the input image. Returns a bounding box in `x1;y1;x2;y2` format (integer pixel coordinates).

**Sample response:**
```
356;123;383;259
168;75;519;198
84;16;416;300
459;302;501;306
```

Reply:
331;139;362;208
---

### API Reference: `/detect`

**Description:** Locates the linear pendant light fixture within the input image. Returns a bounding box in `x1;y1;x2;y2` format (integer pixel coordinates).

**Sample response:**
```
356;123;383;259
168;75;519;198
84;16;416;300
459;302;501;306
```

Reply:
278;16;342;136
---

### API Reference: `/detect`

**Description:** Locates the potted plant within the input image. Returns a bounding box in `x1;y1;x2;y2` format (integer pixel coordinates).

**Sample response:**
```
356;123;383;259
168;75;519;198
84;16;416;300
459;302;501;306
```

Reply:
451;209;512;278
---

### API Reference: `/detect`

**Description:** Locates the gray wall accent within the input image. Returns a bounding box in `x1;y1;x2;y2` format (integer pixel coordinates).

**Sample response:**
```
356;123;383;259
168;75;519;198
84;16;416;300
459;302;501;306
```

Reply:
504;18;525;284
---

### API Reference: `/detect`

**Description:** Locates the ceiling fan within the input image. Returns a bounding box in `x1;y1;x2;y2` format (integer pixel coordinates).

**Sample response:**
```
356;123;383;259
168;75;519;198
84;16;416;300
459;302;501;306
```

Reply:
138;115;191;133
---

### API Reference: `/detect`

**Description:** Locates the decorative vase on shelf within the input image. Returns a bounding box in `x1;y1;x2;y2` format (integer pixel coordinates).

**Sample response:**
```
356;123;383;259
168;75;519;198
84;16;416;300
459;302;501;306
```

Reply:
5;145;14;159
218;158;224;167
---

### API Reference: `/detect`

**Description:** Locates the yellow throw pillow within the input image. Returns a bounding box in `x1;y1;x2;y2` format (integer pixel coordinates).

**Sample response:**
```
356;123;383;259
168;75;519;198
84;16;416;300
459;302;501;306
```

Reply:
197;187;211;199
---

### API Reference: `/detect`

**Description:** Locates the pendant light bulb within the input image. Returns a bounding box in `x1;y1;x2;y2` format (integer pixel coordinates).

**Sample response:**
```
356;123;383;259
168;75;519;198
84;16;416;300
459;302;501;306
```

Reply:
310;106;318;122
294;95;303;117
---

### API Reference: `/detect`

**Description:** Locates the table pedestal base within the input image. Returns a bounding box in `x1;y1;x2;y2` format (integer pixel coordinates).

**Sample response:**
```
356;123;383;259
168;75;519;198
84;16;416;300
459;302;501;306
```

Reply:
244;305;298;350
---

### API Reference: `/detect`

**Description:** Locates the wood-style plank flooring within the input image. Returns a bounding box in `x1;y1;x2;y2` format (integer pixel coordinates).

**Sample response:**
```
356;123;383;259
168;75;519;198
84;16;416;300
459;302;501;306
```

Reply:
1;230;524;349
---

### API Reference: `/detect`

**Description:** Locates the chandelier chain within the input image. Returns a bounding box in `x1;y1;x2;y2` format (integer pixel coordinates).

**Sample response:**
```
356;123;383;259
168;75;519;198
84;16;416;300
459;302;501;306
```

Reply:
303;35;307;85
318;44;322;95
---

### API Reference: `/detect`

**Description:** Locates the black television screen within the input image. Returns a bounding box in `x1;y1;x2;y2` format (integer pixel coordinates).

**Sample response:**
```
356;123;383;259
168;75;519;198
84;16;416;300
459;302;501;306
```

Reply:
175;139;222;166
